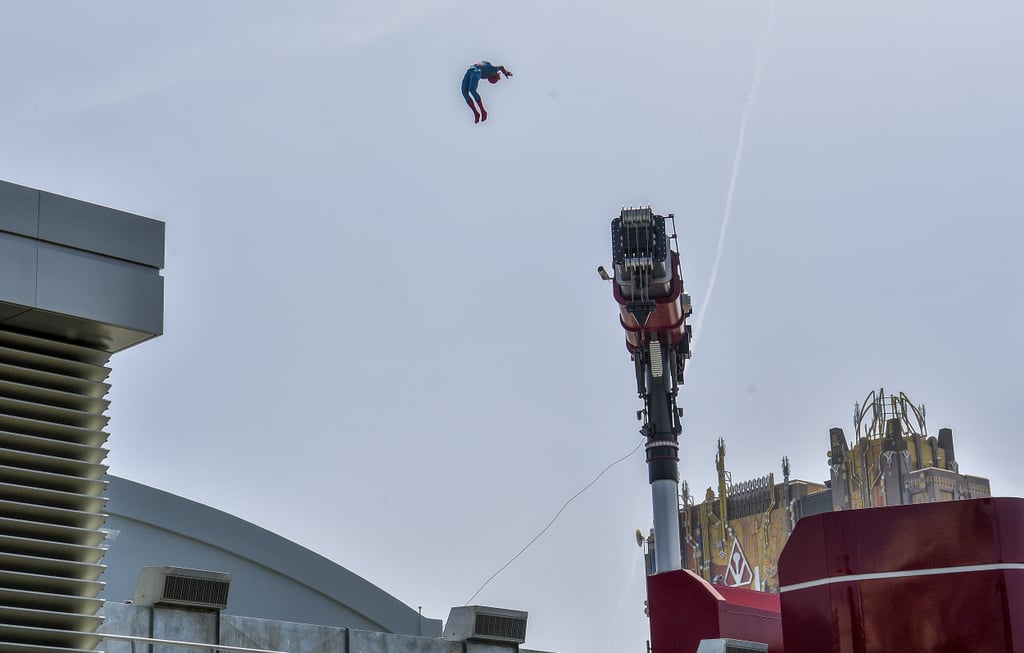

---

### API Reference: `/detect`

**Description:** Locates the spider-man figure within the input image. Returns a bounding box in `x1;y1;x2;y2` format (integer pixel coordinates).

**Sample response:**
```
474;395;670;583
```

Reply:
461;60;513;123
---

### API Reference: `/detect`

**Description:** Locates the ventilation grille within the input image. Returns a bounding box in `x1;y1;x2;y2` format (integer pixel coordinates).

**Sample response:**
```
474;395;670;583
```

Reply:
474;613;527;642
445;605;528;646
163;574;230;608
133;567;231;610
0;328;112;653
649;339;663;378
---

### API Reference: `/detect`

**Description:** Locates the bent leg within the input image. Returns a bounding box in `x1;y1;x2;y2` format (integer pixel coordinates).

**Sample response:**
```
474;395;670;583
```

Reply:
462;68;483;122
461;69;474;104
466;68;482;103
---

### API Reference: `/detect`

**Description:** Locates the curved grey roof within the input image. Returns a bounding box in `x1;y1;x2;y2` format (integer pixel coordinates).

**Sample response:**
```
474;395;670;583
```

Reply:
100;476;440;636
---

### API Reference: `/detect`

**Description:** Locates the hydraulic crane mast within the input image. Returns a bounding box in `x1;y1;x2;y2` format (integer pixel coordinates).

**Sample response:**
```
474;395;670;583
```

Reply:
607;207;693;574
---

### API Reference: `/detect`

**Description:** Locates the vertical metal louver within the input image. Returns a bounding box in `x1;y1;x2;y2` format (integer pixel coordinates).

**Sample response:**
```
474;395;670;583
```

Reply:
0;328;112;653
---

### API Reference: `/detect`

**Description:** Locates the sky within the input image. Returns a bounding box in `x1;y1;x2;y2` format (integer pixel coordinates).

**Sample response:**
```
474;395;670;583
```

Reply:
2;1;1023;651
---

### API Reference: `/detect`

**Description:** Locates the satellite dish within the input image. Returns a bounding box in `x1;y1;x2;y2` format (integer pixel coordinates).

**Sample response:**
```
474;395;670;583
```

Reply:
635;529;644;548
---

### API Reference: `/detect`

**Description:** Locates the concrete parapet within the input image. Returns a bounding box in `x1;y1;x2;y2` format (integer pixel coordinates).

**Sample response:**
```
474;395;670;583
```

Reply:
98;604;556;653
222;615;350;653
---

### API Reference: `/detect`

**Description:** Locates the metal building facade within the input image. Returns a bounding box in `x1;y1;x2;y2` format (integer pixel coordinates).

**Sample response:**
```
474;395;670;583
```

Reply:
0;180;442;653
100;476;442;637
0;180;164;653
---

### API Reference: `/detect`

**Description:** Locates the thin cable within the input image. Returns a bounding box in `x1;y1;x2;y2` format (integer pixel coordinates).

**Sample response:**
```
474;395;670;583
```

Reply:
692;0;777;350
464;439;645;605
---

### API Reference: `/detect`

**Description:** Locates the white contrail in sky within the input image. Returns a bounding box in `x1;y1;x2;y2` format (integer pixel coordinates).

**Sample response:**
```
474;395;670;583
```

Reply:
692;0;777;350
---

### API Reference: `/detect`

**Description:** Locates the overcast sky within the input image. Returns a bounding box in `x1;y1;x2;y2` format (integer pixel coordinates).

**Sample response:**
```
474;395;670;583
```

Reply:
2;2;1022;652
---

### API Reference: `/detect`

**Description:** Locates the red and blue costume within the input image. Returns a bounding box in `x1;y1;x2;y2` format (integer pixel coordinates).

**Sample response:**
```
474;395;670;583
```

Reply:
461;60;513;123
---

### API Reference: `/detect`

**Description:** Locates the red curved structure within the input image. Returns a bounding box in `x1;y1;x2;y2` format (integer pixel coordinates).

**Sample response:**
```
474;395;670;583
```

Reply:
615;250;690;354
778;497;1024;652
647;570;784;653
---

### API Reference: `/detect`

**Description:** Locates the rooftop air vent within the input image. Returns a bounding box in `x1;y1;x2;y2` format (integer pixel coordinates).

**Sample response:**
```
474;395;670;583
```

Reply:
444;605;528;646
132;566;231;611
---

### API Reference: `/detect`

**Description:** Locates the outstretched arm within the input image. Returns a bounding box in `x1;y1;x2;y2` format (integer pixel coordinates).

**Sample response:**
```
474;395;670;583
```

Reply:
499;66;513;79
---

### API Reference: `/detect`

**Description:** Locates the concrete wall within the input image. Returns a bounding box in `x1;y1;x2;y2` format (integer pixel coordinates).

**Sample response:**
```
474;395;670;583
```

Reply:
221;615;351;653
98;604;554;653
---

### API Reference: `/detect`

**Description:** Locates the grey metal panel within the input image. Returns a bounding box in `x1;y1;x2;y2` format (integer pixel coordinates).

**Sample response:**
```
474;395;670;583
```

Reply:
38;192;164;269
0;482;108;513
0;431;109;465
0;240;163;352
0;447;108;478
0;533;107;563
0;303;31;323
0;330;112;372
0;588;103;616
35;244;163;337
0;465;107;496
0;605;101;630
0;361;110;398
102;477;444;637
0;182;40;238
0;393;110;430
0;567;104;594
0;516;107;547
798;490;834;518
0;498;107;531
1;310;158;353
0;377;110;415
0;182;165;352
0;552;104;583
0;412;109;448
0;622;102;649
0;233;38;308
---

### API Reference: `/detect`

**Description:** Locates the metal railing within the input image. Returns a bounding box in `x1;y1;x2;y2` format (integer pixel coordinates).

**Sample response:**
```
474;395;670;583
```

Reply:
99;632;291;653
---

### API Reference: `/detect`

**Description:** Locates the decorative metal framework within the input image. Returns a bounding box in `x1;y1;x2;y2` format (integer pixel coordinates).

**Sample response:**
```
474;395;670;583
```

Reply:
853;387;928;441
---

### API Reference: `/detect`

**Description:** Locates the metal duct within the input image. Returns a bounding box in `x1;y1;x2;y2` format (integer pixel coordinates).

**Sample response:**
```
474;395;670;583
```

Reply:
444;606;528;646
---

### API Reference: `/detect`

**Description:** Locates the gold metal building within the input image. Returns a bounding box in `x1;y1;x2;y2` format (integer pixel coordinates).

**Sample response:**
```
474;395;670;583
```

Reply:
829;388;990;509
658;388;991;593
